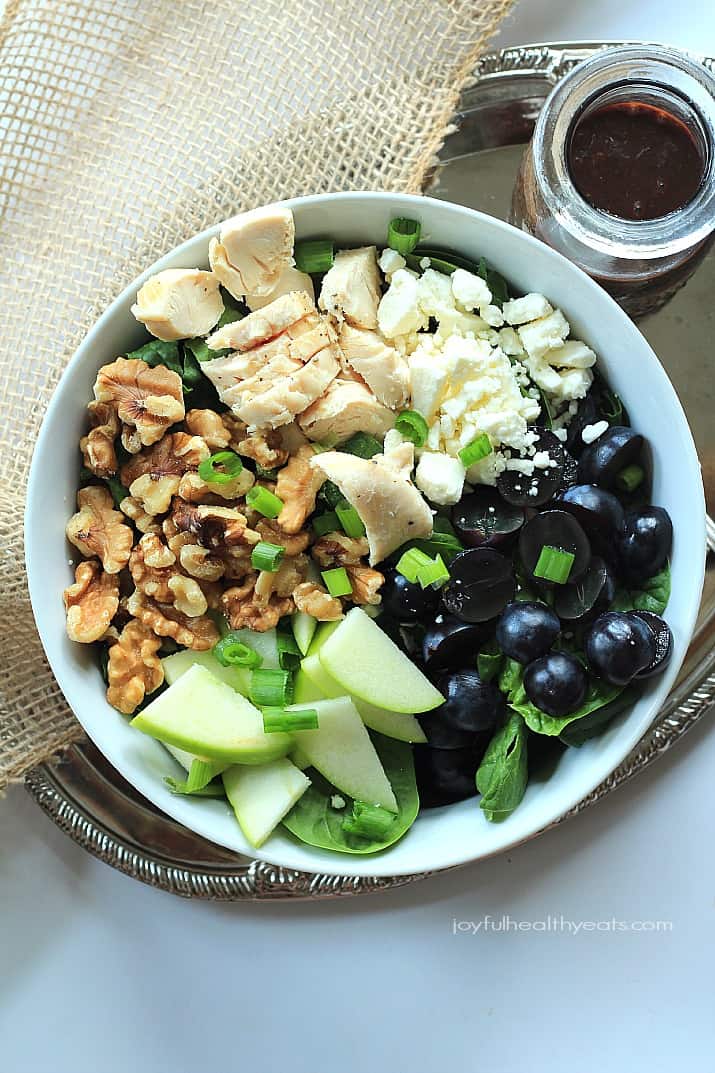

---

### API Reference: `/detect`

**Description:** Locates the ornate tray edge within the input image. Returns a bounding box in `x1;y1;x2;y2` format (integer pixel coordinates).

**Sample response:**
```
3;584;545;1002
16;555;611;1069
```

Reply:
23;40;715;900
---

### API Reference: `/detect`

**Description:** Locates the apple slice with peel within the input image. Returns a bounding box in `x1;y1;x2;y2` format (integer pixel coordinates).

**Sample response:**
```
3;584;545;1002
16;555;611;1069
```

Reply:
290;696;398;811
319;608;444;714
301;654;426;743
162;649;251;696
291;611;318;656
132;664;292;764
290;745;312;771
223;758;311;847
306;619;342;655
293;666;326;705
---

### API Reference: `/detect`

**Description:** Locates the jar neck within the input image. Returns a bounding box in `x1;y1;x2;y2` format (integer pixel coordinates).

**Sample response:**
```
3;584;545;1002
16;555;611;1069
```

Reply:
532;45;715;260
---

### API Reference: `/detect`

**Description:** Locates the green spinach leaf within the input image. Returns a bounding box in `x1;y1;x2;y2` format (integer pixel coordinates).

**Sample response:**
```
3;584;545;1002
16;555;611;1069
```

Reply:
558;688;637;747
478;639;503;683
476;711;528;822
610;563;671;617
497;657;523;696
511;677;624;736
127;338;183;377
282;734;418;854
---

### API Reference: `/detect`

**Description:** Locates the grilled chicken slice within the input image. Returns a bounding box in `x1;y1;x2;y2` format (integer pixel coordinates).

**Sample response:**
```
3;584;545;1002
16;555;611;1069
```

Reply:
338;323;410;408
209;206;295;299
298;379;395;443
318;246;381;330
131;269;223;341
311;451;433;565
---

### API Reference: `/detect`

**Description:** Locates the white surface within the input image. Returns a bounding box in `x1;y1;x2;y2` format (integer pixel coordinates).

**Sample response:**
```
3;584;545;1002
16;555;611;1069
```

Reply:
25;191;704;875
4;2;715;1071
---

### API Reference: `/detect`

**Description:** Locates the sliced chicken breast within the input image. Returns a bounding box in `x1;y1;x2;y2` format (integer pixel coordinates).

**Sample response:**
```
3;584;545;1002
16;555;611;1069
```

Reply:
206;291;316;352
208;207;295;299
297;378;395;443
318;246;381;329
338;323;410;408
131;269;224;341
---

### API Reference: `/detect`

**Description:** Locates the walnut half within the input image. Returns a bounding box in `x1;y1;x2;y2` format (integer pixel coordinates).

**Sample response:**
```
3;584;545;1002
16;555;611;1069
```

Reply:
66;486;134;574
63;560;120;642
107;619;164;714
94;358;185;448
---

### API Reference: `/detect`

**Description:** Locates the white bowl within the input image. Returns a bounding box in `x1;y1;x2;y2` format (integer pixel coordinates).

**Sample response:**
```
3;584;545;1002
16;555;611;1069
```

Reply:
26;192;705;877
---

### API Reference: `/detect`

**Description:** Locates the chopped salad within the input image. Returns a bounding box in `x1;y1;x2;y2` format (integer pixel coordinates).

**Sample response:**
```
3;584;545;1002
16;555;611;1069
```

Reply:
63;205;673;854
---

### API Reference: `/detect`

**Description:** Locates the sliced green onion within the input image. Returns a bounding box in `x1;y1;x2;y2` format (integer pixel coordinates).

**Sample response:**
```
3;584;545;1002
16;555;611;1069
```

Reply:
616;464;645;493
533;545;575;584
312;511;341;537
198;450;243;485
335;498;366;538
249;668;294;708
250;541;285;572
416;553;450;590
262;707;319;733
459;433;493;467
276;630;301;672
164;777;226;797
396;547;433;583
342;801;395;840
294;239;334;274
213;633;263;669
319;480;344;509
185;759;222;793
340;432;383;459
395;410;429;448
321;567;353;598
387;217;421;256
246;485;284;518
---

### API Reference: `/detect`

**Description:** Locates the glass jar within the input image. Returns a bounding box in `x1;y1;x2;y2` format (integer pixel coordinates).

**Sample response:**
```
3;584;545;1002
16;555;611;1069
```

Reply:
510;45;715;317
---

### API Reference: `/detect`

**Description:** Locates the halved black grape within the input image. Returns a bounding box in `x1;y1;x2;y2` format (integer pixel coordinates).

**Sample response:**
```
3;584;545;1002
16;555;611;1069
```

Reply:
441;548;515;623
518;510;591;585
414;742;487;808
553;556;616;621
584;611;656;686
495;601;560;662
422;616;488;672
381;567;440;624
451;488;525;548
577;426;644;489
617;506;673;584
554;451;579;498
631;611;674;679
496;430;565;507
557;484;625;545
523;652;588;716
425;670;505;739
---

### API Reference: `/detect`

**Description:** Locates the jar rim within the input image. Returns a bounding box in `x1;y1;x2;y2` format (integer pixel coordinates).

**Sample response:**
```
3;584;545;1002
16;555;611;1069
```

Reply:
533;45;715;259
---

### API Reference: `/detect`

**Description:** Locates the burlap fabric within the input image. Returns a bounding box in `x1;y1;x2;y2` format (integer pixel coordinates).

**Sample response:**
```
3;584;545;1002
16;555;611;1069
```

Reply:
0;0;514;788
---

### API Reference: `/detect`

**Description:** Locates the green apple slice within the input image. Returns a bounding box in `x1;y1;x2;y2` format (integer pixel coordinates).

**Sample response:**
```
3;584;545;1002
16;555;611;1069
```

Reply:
301;654;426;743
131;663;292;763
306;619;342;655
291;611;318;656
290;696;398;811
162;649;252;696
293;666;326;705
223;758;311;847
290;745;312;771
319;608;444;714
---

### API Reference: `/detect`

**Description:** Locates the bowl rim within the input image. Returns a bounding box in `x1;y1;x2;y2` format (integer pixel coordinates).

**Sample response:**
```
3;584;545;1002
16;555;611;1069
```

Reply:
25;190;706;876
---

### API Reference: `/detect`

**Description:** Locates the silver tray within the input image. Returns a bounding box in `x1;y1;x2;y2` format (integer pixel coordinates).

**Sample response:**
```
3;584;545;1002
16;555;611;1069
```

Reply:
25;41;715;900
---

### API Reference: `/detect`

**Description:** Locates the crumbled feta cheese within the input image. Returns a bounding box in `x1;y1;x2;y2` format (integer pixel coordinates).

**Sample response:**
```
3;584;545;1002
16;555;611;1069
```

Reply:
417;268;456;321
378;247;406;278
543;339;596;369
377;269;426;337
466;450;508;487
498;326;524;355
419;256;431;270
505;457;535;475
558;368;593;402
415;452;466;506
553;427;568;442
532;450;553;469
503;293;553;325
480;304;505;328
581;419;609;445
451;268;492;311
330;795;346;809
518;308;570;359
